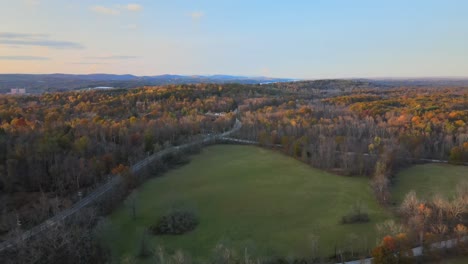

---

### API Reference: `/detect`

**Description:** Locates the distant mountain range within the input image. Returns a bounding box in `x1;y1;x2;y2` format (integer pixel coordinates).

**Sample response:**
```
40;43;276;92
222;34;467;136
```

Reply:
357;77;468;87
1;74;468;94
0;74;295;94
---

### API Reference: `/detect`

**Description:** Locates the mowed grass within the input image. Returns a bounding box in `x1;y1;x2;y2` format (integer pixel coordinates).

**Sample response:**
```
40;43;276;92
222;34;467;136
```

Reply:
441;256;468;264
392;164;468;204
104;145;390;261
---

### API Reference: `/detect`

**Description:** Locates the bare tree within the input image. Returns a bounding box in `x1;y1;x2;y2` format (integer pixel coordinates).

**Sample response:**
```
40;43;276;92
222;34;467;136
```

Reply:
125;191;138;220
371;161;390;204
0;208;109;264
376;220;405;240
400;190;420;218
308;234;320;260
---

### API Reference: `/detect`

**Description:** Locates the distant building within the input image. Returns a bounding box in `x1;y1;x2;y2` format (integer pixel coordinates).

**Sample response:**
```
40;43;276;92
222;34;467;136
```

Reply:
205;111;226;117
93;86;114;90
8;88;27;95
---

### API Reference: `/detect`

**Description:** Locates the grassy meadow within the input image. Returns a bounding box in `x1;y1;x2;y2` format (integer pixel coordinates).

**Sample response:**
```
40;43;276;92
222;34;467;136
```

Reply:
392;164;468;204
441;256;468;264
104;145;391;262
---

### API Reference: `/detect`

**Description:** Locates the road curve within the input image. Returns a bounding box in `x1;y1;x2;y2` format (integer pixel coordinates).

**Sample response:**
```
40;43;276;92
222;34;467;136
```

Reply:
0;116;242;252
2;116;464;258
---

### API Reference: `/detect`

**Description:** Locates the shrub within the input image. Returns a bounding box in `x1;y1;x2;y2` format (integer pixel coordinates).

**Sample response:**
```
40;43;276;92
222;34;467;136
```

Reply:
341;201;370;224
150;208;199;235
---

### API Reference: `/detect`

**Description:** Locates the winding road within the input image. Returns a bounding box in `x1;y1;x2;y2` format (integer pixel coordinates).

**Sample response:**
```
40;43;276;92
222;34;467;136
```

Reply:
0;117;242;252
1;115;465;263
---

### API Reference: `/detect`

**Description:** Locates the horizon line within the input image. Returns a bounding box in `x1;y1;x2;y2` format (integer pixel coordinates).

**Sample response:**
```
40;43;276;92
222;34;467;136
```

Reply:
2;72;468;80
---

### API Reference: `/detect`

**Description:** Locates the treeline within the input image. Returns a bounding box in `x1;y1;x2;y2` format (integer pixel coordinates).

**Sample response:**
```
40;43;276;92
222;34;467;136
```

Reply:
0;208;109;264
238;99;394;176
0;144;203;264
372;184;468;263
238;86;467;170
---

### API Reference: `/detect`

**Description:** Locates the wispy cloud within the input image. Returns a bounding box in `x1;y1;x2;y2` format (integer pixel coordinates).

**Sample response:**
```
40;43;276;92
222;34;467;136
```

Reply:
84;56;139;60
190;11;205;20
70;62;109;65
91;3;142;15
123;4;142;12
90;5;120;15
0;32;84;49
0;56;50;61
0;39;84;49
0;33;48;39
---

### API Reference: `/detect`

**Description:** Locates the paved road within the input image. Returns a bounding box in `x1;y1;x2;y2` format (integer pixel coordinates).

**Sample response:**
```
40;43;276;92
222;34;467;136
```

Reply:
336;236;468;264
0;118;242;252
2;119;464;256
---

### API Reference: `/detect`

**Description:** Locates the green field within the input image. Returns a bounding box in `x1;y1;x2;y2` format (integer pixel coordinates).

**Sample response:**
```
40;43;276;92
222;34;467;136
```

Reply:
392;164;468;204
104;145;390;261
441;256;468;264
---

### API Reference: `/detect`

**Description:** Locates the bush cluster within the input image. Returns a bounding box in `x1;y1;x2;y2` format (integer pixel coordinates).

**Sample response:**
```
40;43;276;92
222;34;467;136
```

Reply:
150;208;199;235
342;212;370;224
341;201;370;224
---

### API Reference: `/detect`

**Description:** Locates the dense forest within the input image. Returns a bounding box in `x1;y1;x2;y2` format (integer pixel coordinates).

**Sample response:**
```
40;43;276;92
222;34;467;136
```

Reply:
240;86;467;164
0;80;467;263
237;85;468;204
0;84;243;234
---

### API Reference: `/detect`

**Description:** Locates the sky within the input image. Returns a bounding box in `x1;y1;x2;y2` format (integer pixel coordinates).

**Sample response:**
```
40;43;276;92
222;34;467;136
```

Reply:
0;0;468;79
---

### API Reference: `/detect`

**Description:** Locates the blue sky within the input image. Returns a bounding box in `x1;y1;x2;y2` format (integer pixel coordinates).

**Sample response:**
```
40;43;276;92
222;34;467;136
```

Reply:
0;0;467;78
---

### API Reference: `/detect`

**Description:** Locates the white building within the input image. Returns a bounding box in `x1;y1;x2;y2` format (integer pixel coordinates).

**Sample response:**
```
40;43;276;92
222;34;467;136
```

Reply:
8;88;27;95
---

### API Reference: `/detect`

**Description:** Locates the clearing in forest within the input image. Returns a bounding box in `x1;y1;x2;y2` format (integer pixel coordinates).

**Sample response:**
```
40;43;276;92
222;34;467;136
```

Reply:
392;163;468;204
105;145;390;261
